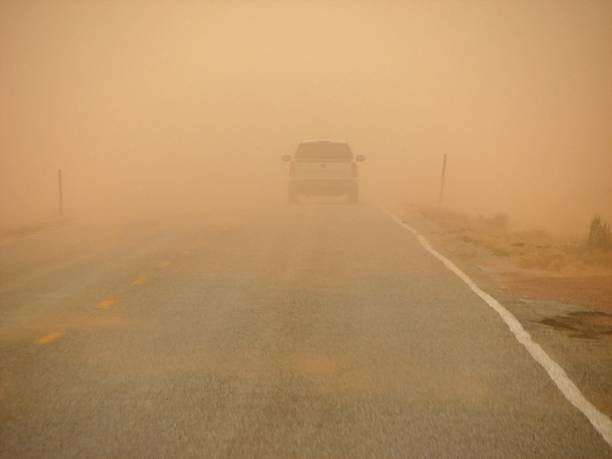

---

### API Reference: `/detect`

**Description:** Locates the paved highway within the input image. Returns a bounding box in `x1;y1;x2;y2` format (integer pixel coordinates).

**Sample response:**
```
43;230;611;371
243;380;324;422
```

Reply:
1;205;610;457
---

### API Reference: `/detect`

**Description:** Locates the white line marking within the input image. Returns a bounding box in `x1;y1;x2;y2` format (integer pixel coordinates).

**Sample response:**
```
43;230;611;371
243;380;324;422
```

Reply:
383;209;612;448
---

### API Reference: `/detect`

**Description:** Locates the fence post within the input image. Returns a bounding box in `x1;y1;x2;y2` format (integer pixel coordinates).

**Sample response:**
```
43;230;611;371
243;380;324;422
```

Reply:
58;169;64;217
438;154;447;206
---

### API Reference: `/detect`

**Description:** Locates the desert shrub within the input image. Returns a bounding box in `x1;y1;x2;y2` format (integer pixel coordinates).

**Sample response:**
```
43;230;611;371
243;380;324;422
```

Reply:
587;216;610;250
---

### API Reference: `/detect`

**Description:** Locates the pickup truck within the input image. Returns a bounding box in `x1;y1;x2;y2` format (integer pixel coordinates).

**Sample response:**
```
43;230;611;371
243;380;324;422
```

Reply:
282;140;365;204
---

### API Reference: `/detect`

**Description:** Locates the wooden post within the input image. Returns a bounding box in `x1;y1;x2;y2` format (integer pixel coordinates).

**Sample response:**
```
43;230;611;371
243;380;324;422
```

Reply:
58;169;64;217
438;154;447;206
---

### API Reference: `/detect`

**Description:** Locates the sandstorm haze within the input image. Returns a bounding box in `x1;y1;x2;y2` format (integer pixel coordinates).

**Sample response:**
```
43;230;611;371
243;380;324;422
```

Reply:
1;0;611;234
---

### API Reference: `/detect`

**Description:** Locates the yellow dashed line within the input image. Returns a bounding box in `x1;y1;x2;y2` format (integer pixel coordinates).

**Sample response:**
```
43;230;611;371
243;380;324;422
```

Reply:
96;298;116;310
34;332;64;345
131;275;147;286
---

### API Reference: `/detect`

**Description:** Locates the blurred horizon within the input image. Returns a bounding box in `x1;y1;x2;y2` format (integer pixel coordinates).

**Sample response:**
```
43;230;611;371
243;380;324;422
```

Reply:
1;0;611;234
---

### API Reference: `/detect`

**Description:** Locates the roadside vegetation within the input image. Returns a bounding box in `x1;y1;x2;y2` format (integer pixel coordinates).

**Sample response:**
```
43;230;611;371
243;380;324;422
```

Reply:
416;207;612;313
587;216;610;251
418;207;612;274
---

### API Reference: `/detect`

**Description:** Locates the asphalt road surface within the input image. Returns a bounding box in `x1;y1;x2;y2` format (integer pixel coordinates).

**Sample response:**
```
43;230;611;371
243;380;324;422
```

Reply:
1;204;611;458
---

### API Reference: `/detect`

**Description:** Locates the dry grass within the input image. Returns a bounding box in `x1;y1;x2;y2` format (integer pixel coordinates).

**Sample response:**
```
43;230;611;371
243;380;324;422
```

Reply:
417;207;612;313
419;207;612;273
587;216;610;250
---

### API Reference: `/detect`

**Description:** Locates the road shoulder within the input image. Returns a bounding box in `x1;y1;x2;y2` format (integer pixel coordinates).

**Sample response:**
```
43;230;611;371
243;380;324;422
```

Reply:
398;206;612;430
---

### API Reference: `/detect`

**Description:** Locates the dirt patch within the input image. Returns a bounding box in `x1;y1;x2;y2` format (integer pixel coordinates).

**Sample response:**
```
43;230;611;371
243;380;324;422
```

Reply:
539;311;612;339
500;274;612;313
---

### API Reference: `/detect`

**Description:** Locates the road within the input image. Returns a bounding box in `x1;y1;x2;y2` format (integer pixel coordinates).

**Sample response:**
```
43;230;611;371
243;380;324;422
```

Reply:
1;204;611;458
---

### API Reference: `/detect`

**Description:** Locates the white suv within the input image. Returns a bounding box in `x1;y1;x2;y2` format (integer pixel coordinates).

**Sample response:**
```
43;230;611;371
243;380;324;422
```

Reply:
282;140;365;204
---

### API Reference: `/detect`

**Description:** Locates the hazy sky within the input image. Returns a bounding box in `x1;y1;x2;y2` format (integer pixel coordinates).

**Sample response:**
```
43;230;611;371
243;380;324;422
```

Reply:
1;0;611;233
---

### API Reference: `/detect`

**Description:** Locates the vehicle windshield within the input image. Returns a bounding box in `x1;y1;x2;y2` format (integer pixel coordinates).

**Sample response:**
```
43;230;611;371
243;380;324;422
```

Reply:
295;142;353;162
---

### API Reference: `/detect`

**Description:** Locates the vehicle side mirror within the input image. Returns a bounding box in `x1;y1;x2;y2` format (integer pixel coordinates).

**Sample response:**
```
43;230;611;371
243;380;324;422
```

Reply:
281;155;292;162
356;155;366;162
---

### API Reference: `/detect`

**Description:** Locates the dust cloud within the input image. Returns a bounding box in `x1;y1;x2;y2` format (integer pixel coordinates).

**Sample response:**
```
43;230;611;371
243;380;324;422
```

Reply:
1;1;611;235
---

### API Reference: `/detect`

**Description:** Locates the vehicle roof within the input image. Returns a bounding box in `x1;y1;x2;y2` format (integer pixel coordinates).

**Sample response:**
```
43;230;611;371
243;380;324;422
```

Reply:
298;140;349;145
295;140;353;161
